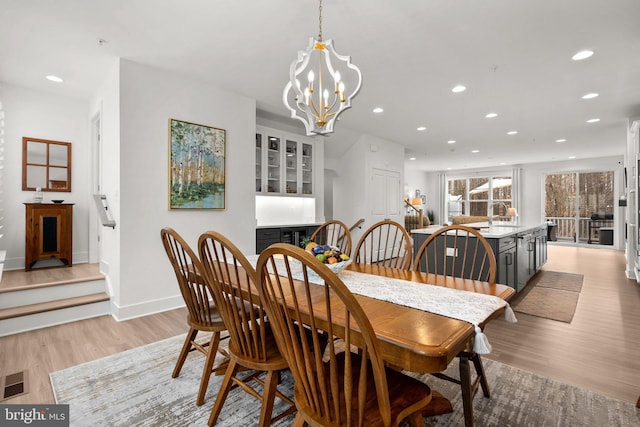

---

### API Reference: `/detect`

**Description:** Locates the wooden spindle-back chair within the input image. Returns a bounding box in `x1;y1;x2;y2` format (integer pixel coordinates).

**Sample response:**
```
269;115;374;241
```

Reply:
412;224;497;284
256;243;432;427
411;224;497;427
354;220;413;270
160;227;227;406
310;220;352;257
198;231;295;426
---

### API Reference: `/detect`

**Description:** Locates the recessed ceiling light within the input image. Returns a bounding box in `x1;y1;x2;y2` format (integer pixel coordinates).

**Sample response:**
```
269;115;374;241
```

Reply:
582;93;599;99
555;138;567;143
372;107;384;113
586;118;600;123
500;162;506;165
568;156;576;159
447;140;456;144
451;85;466;93
417;126;427;131
471;149;480;153
447;167;452;170
572;50;594;61
409;157;416;160
485;112;498;118
45;75;63;83
507;130;518;135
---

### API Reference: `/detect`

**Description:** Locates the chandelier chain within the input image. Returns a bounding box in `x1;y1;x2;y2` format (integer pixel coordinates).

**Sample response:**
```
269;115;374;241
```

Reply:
318;0;323;41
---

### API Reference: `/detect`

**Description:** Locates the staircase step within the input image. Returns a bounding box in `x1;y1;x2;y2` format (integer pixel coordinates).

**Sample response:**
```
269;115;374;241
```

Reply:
0;279;107;310
0;293;111;337
0;292;110;321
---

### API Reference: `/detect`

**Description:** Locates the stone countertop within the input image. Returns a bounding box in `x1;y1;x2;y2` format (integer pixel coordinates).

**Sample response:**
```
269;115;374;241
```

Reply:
411;222;547;239
256;222;323;229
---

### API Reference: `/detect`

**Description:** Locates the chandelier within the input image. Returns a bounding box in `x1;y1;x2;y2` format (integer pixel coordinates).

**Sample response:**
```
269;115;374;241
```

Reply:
283;0;362;136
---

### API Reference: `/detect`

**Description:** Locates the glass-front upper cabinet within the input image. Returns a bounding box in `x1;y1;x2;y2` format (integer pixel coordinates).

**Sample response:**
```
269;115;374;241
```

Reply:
285;139;298;194
256;126;314;196
301;142;313;195
266;134;281;194
255;134;262;192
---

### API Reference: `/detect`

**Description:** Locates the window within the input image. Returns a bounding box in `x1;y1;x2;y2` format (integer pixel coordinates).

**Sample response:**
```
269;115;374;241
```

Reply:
447;175;513;222
544;171;614;243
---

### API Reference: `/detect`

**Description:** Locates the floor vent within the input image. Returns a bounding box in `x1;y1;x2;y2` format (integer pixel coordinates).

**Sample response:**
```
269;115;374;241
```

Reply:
0;370;29;401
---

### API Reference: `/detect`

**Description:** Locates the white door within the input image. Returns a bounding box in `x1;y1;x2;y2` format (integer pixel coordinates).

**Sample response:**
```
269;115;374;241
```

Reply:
370;168;401;223
368;168;402;260
90;113;102;263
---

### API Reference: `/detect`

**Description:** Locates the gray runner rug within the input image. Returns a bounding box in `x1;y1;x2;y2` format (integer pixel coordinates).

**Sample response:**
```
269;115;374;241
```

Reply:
50;334;639;426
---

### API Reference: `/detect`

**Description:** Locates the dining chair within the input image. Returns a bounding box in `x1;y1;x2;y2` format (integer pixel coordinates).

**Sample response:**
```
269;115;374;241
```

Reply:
353;220;413;270
160;227;228;406
198;231;296;426
256;243;432;427
310;219;352;257
412;224;497;283
411;224;497;426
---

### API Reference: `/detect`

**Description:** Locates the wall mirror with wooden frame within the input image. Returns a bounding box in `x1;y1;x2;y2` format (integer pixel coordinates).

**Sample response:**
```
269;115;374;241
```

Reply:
22;137;72;192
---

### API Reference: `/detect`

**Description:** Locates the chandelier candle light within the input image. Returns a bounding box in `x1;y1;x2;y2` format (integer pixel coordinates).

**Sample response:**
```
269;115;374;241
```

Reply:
283;0;362;136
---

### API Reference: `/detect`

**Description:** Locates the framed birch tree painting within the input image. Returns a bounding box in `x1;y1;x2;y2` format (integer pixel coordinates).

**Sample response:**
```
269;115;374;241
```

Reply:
169;118;226;209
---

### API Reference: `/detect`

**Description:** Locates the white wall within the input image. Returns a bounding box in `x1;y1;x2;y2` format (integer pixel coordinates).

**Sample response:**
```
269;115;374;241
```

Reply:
103;60;256;319
89;59;121;300
333;134;405;246
0;83;91;269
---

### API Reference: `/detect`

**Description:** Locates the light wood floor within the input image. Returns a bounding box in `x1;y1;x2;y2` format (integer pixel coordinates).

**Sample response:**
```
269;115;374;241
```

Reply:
1;245;639;406
485;244;640;405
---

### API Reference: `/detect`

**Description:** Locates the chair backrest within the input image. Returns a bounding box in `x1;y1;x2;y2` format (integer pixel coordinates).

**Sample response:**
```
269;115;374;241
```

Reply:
256;243;393;426
354;220;413;270
412;224;497;284
311;220;352;257
198;231;270;363
160;227;219;328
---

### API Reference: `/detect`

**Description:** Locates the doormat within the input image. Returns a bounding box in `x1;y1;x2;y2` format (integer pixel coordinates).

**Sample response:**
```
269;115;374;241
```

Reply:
513;271;583;323
533;270;583;293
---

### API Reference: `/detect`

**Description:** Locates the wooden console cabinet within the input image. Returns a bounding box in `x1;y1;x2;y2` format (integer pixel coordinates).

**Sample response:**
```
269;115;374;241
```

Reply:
24;203;73;271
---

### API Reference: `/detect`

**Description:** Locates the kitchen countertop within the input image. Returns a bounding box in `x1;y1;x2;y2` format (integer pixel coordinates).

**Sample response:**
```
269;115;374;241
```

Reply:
411;222;547;239
256;222;323;229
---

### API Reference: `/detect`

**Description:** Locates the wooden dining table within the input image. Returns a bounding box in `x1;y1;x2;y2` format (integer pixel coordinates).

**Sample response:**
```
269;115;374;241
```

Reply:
245;256;515;426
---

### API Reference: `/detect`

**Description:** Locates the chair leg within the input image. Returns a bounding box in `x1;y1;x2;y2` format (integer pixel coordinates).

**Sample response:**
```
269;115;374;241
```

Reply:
197;331;222;406
470;353;490;398
258;370;279;427
172;328;198;378
459;355;475;427
292;413;306;427
406;411;424;427
208;359;240;426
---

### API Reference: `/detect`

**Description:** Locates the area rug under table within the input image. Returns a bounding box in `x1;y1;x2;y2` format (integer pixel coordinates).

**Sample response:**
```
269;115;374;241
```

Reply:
50;334;639;427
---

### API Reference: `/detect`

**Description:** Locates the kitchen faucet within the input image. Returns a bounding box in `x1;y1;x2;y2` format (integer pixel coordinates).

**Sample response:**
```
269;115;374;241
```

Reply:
488;202;510;226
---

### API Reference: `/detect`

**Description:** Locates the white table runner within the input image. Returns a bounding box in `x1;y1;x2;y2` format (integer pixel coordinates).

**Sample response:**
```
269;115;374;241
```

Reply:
247;255;517;354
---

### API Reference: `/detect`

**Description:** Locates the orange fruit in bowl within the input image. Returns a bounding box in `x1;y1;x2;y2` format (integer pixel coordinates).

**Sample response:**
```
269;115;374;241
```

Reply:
327;256;338;264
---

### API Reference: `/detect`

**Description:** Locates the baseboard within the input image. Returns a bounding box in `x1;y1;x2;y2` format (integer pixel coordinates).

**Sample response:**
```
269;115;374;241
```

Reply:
110;295;185;322
3;251;90;271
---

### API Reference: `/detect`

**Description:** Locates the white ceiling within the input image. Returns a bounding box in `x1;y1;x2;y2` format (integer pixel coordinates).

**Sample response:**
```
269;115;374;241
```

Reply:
1;0;639;171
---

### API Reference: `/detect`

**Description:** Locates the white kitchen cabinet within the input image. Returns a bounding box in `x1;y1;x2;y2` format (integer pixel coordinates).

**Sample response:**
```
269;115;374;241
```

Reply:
256;126;314;196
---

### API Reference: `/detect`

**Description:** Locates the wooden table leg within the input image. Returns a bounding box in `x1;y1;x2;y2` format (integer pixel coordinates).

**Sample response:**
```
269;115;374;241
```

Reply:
636;395;639;408
421;390;454;417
